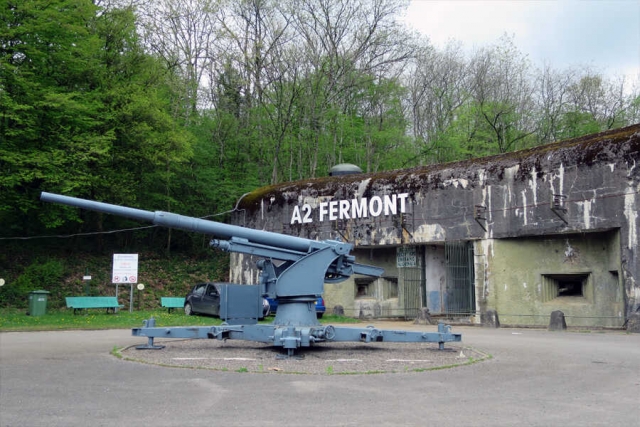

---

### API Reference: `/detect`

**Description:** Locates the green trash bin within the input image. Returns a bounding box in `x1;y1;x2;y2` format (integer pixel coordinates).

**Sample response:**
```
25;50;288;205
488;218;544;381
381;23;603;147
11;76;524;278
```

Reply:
28;290;50;316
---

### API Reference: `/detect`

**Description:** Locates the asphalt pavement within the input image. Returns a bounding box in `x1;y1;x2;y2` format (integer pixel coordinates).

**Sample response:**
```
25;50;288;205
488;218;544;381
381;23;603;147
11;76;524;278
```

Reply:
1;322;639;426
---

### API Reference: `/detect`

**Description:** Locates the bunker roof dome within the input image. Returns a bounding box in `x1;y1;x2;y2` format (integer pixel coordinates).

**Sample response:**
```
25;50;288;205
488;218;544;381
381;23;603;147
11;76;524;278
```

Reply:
329;163;363;176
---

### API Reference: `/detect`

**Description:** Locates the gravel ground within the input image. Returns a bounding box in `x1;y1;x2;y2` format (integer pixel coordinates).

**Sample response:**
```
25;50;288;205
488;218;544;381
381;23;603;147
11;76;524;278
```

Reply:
120;323;486;375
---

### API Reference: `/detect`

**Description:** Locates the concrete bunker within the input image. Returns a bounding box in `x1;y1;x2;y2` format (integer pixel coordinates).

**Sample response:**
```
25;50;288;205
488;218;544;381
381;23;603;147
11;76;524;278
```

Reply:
231;124;640;331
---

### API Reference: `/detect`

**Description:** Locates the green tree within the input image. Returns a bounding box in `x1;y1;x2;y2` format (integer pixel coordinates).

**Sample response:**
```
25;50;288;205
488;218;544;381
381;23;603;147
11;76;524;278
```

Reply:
0;0;193;240
0;0;106;234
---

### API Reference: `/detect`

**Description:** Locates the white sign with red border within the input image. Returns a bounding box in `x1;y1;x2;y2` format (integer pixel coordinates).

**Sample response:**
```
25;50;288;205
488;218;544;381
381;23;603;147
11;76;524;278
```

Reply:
112;254;138;284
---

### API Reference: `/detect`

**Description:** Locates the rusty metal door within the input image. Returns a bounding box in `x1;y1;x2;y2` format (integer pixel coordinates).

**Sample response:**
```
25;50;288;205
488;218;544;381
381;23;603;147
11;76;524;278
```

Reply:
445;241;475;315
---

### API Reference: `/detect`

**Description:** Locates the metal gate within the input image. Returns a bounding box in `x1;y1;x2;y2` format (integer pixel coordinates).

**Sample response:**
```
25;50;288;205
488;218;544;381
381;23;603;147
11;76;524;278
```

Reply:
399;266;424;319
445;241;475;315
396;245;424;319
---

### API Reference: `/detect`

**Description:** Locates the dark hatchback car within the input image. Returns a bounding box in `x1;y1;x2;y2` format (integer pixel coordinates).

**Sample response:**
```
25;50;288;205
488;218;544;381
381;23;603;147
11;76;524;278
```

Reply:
184;283;270;318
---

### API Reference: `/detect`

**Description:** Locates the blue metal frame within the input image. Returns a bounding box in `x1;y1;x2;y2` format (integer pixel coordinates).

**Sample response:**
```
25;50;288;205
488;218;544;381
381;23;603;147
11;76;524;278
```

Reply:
133;318;461;357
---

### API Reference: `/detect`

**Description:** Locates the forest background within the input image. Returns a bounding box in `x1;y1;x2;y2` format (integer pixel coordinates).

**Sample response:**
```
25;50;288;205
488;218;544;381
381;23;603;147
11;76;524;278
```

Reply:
1;0;639;308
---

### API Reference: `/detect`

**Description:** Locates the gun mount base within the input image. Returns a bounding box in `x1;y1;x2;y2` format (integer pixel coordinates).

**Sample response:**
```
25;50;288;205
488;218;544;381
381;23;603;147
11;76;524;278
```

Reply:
134;319;166;349
135;338;166;350
132;321;462;359
272;298;321;327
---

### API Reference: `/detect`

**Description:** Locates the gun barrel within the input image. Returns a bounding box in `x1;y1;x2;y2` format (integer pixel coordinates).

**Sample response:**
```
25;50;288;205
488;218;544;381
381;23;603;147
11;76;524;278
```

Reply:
40;192;315;253
41;192;157;222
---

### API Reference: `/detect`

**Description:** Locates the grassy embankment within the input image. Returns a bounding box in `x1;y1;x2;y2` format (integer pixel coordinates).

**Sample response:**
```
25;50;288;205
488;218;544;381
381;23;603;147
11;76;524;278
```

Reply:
0;309;358;332
0;241;226;312
0;243;359;332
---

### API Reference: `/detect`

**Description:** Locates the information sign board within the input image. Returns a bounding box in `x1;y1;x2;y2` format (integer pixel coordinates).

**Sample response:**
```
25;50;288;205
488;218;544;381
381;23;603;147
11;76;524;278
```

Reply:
112;254;138;283
396;246;417;268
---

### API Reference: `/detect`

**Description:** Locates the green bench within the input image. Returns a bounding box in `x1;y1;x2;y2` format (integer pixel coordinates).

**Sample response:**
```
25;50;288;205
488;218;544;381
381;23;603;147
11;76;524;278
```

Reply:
161;297;185;313
65;296;123;315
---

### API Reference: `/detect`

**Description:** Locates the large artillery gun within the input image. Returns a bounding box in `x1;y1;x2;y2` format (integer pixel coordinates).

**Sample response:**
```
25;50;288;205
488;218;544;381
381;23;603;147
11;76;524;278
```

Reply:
41;192;461;358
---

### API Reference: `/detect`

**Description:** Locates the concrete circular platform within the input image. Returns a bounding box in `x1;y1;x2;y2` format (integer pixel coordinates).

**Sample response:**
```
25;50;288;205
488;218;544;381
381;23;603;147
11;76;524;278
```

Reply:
120;338;487;374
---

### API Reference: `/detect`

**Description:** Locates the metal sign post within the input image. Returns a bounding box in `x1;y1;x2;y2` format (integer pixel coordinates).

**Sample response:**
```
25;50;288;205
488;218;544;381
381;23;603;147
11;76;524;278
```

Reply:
83;270;91;296
137;283;144;310
112;254;139;313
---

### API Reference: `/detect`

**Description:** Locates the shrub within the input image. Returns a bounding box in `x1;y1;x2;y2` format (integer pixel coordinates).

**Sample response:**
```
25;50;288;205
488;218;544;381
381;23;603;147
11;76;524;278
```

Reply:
0;259;65;308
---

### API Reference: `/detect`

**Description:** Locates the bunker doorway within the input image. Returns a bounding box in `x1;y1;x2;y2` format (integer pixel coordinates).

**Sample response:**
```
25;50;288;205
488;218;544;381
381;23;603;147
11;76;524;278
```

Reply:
445;241;476;315
399;266;424;319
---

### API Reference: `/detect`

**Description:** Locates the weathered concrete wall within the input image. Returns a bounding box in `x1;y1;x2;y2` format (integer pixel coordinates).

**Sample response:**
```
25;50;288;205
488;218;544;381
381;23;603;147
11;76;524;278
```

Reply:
480;231;624;327
231;124;640;328
324;247;404;318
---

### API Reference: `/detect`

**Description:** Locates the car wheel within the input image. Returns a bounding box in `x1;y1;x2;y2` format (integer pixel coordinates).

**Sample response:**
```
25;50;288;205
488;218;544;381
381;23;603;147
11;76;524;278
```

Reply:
317;313;323;319
184;302;193;316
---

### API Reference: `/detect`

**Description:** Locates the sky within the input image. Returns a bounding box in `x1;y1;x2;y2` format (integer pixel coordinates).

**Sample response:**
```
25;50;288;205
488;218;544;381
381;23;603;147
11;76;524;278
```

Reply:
403;0;640;86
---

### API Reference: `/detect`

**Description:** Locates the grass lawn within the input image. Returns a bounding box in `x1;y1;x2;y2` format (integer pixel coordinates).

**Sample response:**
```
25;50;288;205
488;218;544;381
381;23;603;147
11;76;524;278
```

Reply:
0;308;359;332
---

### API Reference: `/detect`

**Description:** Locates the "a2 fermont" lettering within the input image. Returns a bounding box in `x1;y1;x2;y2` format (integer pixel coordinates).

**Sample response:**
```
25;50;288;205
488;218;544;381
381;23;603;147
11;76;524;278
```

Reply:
290;193;409;224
